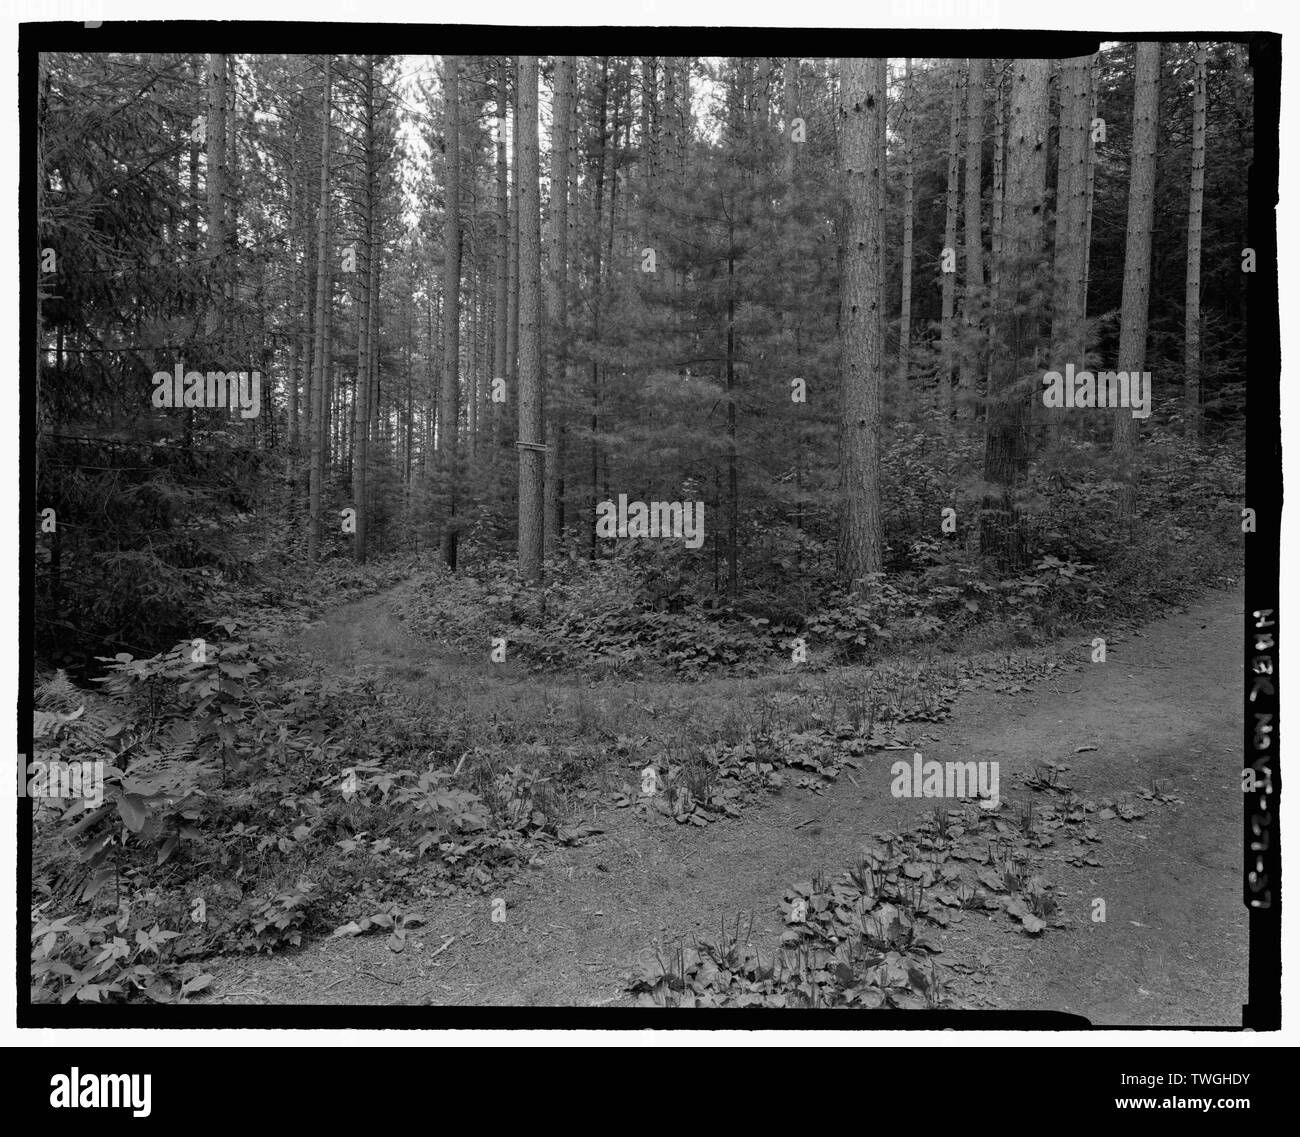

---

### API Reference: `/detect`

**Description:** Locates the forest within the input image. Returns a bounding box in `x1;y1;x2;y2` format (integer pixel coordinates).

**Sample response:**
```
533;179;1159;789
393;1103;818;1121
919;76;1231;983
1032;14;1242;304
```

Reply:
29;44;1261;1016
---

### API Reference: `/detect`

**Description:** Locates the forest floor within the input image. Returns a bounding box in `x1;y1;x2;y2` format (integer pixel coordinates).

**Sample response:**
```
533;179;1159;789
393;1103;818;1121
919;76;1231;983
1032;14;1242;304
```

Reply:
206;581;1246;1023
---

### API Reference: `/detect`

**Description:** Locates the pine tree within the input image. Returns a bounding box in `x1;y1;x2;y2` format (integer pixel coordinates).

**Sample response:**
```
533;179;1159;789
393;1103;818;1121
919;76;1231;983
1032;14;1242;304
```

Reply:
307;55;333;564
439;55;461;568
494;56;509;439
1184;43;1208;446
205;53;228;351
980;59;1049;569
544;56;575;555
1050;53;1095;415
352;54;376;563
960;57;985;418
1113;42;1160;524
939;60;964;417
836;58;885;587
516;56;544;582
897;58;915;390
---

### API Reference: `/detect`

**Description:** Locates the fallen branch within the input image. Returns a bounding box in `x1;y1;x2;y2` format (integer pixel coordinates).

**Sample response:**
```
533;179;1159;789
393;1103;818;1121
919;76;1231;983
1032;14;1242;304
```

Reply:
360;970;403;986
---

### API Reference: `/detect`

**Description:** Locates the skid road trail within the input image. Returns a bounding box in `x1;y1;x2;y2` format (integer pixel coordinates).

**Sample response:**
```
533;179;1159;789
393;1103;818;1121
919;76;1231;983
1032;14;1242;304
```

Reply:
213;586;1245;1021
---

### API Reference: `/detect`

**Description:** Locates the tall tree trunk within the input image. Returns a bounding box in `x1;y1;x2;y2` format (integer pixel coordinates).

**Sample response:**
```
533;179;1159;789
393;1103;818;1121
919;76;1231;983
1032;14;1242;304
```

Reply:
507;60;520;402
990;62;1006;306
782;56;804;536
494;58;509;437
226;57;239;303
439;55;462;569
897;58;914;394
606;60;624;291
640;55;656;223
1082;58;1098;307
662;58;679;309
367;202;380;471
307;55;332;564
299;67;317;482
589;58;609;559
960;58;985;419
473;222;483;457
836;58;886;588
544;56;575;555
1050;54;1094;443
288;128;302;448
980;59;1049;570
36;52;47;495
726;242;738;596
322;279;333;473
424;289;436;478
721;64;747;597
333;369;342;469
188;55;201;258
516;56;545;583
1113;42;1160;524
405;301;414;498
565;59;581;545
352;55;374;563
1184;42;1207;446
205;53;227;354
939;60;964;417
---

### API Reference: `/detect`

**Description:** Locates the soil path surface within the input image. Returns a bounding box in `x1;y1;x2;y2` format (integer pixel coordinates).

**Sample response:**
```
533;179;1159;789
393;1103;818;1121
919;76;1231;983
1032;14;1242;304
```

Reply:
209;585;1246;1024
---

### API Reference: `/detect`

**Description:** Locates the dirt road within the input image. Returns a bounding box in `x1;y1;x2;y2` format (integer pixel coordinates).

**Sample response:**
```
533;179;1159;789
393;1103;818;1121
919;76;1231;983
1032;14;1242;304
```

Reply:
209;587;1246;1024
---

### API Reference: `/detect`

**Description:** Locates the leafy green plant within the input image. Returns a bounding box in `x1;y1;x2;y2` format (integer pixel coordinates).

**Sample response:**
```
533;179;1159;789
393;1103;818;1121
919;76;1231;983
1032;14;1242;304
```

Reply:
332;907;426;953
230;879;317;953
31;909;208;1004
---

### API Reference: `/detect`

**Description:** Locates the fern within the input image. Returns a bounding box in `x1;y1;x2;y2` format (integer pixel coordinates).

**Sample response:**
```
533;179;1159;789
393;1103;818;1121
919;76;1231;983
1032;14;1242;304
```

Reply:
126;720;212;797
34;705;83;741
70;701;121;752
35;668;80;711
33;671;121;753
